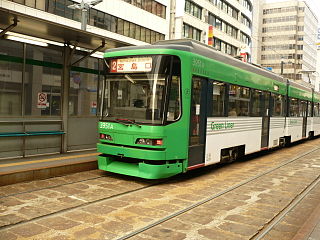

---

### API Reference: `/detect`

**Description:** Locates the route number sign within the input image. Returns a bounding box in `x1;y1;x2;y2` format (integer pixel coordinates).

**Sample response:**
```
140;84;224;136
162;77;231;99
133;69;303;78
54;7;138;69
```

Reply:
110;57;152;73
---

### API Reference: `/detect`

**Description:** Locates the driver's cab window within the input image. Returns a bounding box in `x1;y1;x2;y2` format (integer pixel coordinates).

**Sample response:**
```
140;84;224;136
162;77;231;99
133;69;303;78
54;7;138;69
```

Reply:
167;57;181;122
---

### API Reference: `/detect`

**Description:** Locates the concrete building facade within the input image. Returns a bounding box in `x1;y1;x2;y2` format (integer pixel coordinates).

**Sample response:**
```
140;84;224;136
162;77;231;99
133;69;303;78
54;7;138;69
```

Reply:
171;0;253;59
259;0;318;86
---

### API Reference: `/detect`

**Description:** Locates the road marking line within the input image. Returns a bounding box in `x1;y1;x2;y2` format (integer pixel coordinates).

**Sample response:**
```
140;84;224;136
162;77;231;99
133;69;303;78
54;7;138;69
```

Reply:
0;153;98;168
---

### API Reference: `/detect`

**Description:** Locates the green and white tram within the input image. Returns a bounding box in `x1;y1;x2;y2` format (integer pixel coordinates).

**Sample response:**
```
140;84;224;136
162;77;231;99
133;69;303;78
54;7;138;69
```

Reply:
97;39;317;179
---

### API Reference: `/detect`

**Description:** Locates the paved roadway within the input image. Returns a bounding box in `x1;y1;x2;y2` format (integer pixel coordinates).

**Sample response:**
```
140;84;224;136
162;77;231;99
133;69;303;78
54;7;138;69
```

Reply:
0;138;320;240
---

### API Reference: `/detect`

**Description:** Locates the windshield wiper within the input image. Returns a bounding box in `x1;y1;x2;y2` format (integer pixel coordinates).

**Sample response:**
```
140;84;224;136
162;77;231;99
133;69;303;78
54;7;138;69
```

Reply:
115;118;141;127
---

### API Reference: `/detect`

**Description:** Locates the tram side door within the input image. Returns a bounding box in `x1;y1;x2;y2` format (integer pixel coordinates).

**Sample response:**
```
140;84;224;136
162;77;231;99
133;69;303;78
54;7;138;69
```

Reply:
302;101;308;138
261;92;271;149
188;76;208;167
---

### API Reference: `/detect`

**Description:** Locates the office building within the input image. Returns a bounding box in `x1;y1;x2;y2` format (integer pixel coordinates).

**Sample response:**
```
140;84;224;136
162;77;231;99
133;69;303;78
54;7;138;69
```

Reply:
260;0;318;85
171;0;253;59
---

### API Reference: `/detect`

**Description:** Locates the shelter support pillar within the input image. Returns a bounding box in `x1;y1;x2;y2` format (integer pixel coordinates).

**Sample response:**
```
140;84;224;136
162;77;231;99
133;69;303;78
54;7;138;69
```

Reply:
61;46;71;153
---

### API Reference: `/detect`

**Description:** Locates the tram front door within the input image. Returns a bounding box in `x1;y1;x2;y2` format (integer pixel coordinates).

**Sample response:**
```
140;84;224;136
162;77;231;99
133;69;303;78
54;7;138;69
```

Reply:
188;76;207;167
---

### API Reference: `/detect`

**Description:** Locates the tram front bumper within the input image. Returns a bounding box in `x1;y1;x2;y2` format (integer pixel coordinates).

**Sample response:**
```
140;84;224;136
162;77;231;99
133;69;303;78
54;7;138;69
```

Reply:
97;143;183;179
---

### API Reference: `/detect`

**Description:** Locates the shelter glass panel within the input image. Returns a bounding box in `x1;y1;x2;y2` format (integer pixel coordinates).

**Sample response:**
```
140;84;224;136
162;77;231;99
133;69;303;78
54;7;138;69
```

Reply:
0;39;23;116
25;45;62;116
69;57;99;117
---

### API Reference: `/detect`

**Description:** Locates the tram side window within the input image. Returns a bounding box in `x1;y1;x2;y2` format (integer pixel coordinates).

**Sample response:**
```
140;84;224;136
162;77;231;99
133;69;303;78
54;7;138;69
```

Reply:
167;71;181;122
300;100;307;117
251;89;264;117
289;98;299;117
228;85;250;117
210;81;226;117
167;56;181;122
307;102;312;117
314;103;320;117
271;93;285;117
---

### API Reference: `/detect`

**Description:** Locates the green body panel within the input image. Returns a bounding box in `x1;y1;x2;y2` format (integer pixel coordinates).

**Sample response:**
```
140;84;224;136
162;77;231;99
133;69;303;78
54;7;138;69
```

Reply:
189;54;287;95
97;142;166;160
99;47;312;179
288;85;313;101
98;155;186;179
313;92;320;103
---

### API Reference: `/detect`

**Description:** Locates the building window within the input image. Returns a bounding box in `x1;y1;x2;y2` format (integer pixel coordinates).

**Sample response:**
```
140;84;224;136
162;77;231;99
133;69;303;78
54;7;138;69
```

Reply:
9;0;165;44
242;0;252;12
241;14;251;29
183;23;201;41
185;0;202;19
240;32;251;45
213;37;238;56
123;0;166;18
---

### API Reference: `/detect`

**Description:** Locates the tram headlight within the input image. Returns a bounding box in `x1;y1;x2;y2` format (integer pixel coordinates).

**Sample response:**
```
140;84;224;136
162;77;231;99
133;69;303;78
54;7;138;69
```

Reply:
136;138;163;146
100;133;113;141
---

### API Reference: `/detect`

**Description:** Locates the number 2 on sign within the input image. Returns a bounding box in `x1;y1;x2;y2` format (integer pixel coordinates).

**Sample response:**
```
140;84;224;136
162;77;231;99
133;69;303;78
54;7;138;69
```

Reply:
111;60;117;72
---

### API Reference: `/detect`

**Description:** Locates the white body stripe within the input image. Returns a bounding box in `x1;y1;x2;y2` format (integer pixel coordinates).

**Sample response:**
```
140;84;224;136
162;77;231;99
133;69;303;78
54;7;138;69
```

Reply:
204;116;320;166
205;117;262;165
312;117;320;136
268;117;285;147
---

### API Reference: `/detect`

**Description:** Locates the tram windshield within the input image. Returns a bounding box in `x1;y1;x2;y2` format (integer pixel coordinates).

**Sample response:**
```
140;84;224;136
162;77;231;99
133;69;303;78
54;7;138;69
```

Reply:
100;55;181;125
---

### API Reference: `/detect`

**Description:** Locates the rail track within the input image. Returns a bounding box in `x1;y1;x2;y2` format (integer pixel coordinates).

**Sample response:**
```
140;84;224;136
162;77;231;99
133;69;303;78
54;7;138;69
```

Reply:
1;139;320;239
116;145;320;240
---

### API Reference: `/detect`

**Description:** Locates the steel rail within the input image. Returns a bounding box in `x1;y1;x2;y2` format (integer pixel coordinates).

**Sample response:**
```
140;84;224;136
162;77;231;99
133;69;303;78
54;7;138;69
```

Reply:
251;176;320;240
0;179;167;231
116;145;320;240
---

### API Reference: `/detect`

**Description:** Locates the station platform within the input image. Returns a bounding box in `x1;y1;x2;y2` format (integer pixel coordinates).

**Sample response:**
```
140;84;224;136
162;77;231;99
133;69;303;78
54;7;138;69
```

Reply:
0;150;99;186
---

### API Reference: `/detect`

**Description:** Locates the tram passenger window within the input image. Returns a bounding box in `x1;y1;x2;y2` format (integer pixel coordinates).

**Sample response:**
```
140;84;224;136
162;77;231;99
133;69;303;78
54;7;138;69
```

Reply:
289;98;299;117
314;103;320;117
228;85;249;117
251;90;263;117
271;93;285;117
300;101;307;117
210;81;226;117
307;102;312;117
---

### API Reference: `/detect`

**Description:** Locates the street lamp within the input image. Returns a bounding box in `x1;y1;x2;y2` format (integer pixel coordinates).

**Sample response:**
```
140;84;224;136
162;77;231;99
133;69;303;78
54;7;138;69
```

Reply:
280;57;284;75
68;0;103;31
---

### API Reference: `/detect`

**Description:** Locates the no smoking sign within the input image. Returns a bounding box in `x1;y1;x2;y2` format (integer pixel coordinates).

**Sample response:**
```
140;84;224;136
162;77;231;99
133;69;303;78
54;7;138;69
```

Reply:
37;92;48;109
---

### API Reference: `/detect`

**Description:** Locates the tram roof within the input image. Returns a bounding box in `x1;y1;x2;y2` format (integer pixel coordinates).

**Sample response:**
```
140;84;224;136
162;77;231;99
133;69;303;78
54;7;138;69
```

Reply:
105;39;286;84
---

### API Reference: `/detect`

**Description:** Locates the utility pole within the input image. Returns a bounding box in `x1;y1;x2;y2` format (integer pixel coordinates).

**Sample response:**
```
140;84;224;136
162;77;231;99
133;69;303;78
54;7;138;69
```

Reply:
68;0;103;31
280;57;284;75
